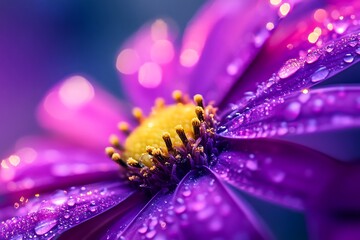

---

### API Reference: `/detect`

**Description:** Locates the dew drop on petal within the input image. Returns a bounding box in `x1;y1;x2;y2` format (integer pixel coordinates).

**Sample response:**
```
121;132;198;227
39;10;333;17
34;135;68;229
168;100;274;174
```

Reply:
34;219;58;236
12;235;23;240
305;51;321;64
325;43;334;53
310;66;329;83
67;198;76;207
51;190;68;205
356;47;360;55
343;53;354;63
284;102;301;120
278;59;301;79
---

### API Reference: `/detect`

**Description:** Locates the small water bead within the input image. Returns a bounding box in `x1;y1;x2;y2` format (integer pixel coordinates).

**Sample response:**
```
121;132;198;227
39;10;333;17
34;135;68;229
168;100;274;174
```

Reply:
51;190;68;205
284;101;301;120
67;198;76;207
305;51;321;64
325;43;334;53
310;66;329;83
138;225;148;234
145;230;157;239
88;206;97;212
343;53;354;63
246;160;258;171
270;170;286;183
278;59;302;79
333;20;349;34
356;47;360;55
34;219;58;236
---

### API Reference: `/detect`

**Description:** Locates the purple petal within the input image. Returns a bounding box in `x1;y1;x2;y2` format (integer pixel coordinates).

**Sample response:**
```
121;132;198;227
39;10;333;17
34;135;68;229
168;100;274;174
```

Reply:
173;168;271;239
116;19;183;113
0;137;119;203
59;191;149;240
182;0;301;103
212;138;342;209
219;86;360;139
37;75;131;151
120;190;181;239
222;3;360;107
0;181;134;239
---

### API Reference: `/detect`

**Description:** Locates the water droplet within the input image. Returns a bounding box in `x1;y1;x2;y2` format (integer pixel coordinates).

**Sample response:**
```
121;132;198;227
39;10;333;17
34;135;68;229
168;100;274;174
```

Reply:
89;206;97;212
34;219;58;235
67;198;76;207
138;225;148;234
270;171;285;183
64;212;70;219
182;190;191;197
312;99;324;112
51;190;68;205
305;51;320;64
226;58;242;76
311;66;329;82
11;235;23;240
278;59;301;79
246;160;258;171
284;102;301;120
174;205;186;214
356;47;360;55
325;43;334;53
146;230;157;239
343;53;354;63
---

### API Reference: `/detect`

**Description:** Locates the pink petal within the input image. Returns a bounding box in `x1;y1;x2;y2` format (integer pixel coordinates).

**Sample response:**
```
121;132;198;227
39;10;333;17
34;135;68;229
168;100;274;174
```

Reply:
37;75;131;151
0;181;134;239
116;19;182;113
222;2;360;107
212;138;343;210
182;0;303;103
0;137;119;203
219;86;360;139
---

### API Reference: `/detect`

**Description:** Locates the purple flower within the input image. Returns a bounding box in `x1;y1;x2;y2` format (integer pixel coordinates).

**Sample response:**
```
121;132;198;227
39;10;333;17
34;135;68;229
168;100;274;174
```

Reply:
1;0;360;239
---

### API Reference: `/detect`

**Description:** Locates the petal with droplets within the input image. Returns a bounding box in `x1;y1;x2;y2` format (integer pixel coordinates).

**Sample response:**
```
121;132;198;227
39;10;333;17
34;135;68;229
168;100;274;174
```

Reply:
183;0;302;103
117;19;182;113
0;181;135;239
120;189;181;239
212;138;343;210
219;86;360;139
222;2;360;107
37;75;131;151
173;168;271;239
0;137;119;203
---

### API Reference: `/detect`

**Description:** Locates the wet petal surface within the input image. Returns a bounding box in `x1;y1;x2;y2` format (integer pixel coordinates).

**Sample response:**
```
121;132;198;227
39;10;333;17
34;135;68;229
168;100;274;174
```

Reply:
37;75;131;151
222;3;360;108
0;138;119;203
0;181;134;239
212;138;342;210
219;86;360;139
120;190;181;239
173;168;271;240
183;0;301;103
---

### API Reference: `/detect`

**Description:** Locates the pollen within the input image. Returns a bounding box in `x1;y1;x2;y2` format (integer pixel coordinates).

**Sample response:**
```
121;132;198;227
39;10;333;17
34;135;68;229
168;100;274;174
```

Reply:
106;90;219;190
124;103;197;160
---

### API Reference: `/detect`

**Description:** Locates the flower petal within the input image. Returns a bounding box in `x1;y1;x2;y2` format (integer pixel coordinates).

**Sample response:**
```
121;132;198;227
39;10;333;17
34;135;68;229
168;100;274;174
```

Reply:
0;181;134;239
221;2;360;107
120;190;182;239
116;19;182;113
173;168;271;239
0;137;119;203
183;0;301;103
218;86;360;139
212;138;342;210
37;75;131;151
58;191;149;239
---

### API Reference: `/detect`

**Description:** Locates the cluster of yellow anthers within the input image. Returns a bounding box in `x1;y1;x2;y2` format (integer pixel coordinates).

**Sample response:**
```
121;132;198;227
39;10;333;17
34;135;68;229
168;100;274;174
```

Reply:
105;90;218;188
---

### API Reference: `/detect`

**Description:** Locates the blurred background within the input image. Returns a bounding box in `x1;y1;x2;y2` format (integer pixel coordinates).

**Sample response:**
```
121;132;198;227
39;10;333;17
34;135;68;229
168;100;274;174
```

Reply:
0;0;205;155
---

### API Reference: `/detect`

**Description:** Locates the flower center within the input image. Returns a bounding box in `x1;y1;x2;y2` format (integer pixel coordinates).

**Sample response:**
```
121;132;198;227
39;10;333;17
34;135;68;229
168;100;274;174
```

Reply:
105;91;219;190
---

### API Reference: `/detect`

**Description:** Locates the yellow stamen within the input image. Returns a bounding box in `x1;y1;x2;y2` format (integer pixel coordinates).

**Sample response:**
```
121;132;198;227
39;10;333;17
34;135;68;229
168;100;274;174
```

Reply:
195;106;205;122
194;94;204;108
175;125;189;146
192;118;201;139
172;90;183;103
118;121;130;135
132;107;144;123
105;147;115;157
